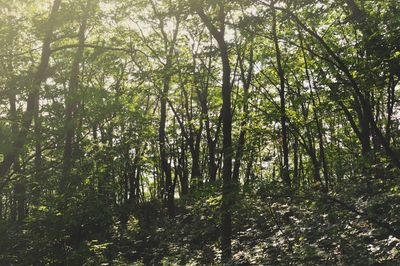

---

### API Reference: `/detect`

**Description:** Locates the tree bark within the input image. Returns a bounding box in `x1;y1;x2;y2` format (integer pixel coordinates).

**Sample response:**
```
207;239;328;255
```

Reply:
272;6;290;191
196;3;233;261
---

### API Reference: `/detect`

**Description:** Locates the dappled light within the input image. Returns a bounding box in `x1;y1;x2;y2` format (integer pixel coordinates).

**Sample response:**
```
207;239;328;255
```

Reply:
1;0;400;264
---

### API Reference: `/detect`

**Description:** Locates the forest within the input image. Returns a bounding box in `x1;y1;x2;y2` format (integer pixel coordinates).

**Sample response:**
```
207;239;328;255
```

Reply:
0;0;400;265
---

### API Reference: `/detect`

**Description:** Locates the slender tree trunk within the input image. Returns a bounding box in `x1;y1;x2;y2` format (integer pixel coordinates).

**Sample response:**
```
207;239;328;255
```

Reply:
303;45;330;190
197;4;234;261
129;148;140;202
272;6;290;191
62;2;89;190
219;37;233;265
200;48;220;183
15;182;26;222
179;136;189;195
9;89;25;222
359;107;372;156
200;64;221;183
190;145;201;185
300;153;304;187
159;58;174;216
293;137;299;188
203;101;220;183
386;74;396;143
135;162;142;203
34;95;42;178
245;154;253;184
310;149;322;184
151;8;180;216
232;48;253;183
316;118;329;190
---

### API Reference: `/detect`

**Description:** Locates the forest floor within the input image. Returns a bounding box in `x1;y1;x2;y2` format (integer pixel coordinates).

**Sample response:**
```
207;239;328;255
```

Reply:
1;179;400;265
104;179;400;265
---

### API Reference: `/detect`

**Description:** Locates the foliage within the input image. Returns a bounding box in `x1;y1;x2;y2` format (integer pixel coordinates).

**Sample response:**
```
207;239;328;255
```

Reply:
0;0;400;264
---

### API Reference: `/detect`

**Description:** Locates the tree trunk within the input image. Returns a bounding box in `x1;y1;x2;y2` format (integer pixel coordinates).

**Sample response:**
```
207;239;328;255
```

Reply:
62;2;89;190
180;137;189;195
9;89;25;222
272;6;290;191
202;97;220;183
200;49;220;183
293;137;299;188
232;48;253;183
197;4;234;261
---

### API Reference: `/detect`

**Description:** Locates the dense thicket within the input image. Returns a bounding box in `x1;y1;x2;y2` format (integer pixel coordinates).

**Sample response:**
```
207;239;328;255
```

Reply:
1;0;400;264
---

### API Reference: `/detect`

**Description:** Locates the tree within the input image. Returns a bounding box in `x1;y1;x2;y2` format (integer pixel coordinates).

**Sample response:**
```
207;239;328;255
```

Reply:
0;0;62;179
195;1;234;261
